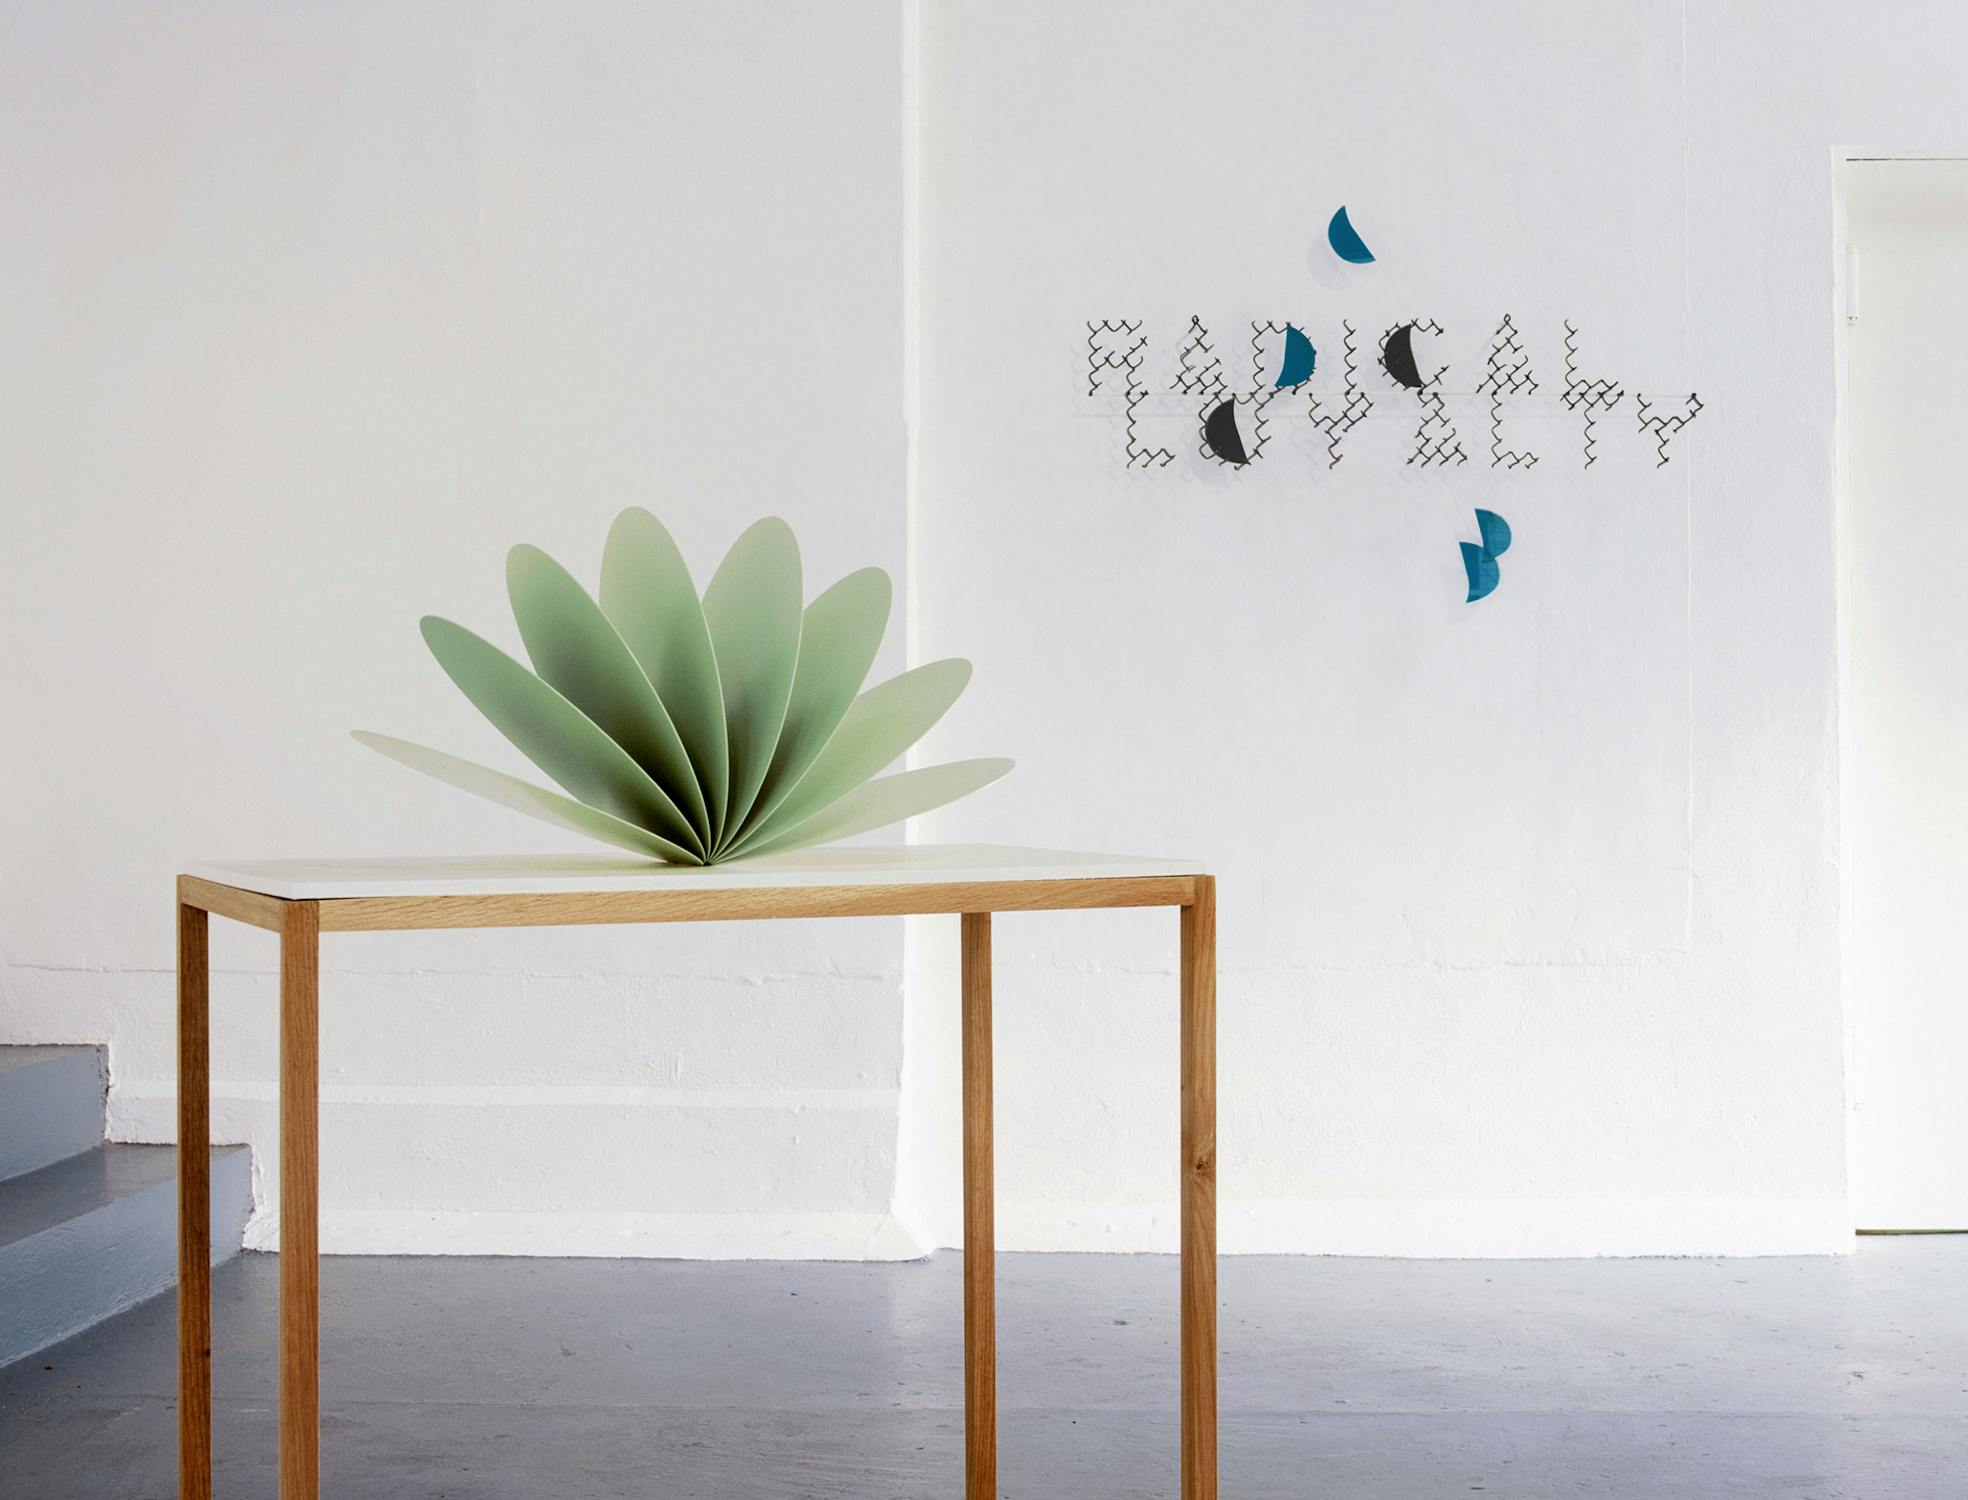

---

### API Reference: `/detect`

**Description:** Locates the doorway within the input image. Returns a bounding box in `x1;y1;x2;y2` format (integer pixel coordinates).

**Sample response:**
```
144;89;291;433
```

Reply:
1841;156;1968;1230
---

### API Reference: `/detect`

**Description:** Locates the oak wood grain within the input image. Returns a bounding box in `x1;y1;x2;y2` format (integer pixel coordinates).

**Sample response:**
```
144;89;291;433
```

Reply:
961;912;996;1500
177;901;212;1500
279;901;321;1500
178;873;288;931
1180;877;1218;1500
169;864;1217;1495
313;874;1197;931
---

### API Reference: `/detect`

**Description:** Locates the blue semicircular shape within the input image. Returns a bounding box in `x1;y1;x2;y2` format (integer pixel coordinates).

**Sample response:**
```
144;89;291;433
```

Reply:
1328;205;1375;264
1274;325;1316;387
1461;542;1500;603
1475;508;1512;557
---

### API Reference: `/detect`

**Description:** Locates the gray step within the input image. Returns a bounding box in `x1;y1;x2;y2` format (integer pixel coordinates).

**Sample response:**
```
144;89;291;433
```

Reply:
0;1143;251;1370
0;1046;106;1181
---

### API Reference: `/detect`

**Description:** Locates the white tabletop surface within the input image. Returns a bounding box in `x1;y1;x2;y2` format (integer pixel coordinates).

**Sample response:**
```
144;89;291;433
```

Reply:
184;845;1205;900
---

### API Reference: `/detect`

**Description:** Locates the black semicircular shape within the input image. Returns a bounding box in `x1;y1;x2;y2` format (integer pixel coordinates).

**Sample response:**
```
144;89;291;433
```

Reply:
1382;323;1425;389
1203;397;1248;465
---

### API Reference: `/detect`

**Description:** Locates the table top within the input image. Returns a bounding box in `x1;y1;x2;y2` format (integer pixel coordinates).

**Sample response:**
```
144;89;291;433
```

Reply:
185;844;1205;901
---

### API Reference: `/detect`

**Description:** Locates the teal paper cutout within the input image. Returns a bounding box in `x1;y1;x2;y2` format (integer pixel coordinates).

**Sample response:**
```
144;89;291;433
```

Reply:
1461;508;1512;602
1274;325;1317;387
359;512;1012;863
1327;205;1375;264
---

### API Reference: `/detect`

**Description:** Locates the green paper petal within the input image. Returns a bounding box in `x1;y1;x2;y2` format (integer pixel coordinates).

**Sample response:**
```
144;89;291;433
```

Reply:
507;543;710;854
722;658;972;859
599;508;731;846
367;510;1006;865
352;731;698;863
724;566;891;855
420;616;698;848
740;758;1015;858
702;516;803;843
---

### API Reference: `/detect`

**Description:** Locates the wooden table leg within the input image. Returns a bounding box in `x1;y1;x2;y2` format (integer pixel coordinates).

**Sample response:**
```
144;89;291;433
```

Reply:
178;900;212;1500
279;902;321;1500
1180;877;1218;1500
961;911;996;1500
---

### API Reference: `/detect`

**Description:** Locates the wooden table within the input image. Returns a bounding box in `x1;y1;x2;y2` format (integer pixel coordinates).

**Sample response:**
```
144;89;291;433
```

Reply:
175;845;1216;1499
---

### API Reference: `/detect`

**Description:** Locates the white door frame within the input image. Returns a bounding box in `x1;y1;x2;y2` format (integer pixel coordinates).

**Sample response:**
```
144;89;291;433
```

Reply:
1832;147;1968;1230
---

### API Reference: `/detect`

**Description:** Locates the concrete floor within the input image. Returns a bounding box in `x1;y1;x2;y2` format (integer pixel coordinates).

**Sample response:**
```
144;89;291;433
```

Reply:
1;1239;1963;1498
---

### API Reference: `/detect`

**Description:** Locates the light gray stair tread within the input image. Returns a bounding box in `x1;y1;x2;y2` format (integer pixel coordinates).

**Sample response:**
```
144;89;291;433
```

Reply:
0;1142;252;1371
0;1145;245;1250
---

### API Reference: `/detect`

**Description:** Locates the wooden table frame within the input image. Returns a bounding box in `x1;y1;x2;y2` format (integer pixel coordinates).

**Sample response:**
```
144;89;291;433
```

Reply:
175;869;1218;1500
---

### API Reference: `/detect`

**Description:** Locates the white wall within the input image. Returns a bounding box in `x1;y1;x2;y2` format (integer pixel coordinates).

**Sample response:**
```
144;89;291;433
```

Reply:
2;1;1960;1259
898;0;1849;1258
0;0;920;1257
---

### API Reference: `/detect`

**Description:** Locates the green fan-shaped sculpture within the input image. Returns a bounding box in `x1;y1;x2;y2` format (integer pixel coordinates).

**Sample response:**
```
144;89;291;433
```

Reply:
355;509;1012;865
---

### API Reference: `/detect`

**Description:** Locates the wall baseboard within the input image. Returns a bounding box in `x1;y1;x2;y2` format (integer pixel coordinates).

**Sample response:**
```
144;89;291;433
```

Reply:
111;1086;1852;1260
253;1208;931;1261
973;1196;1856;1259
230;1197;1852;1260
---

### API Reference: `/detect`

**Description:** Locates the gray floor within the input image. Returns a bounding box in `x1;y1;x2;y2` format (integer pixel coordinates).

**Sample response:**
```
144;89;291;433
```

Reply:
1;1239;1963;1498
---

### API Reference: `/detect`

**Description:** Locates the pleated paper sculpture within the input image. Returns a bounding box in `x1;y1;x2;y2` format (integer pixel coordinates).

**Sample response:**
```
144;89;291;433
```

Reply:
355;509;1012;864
